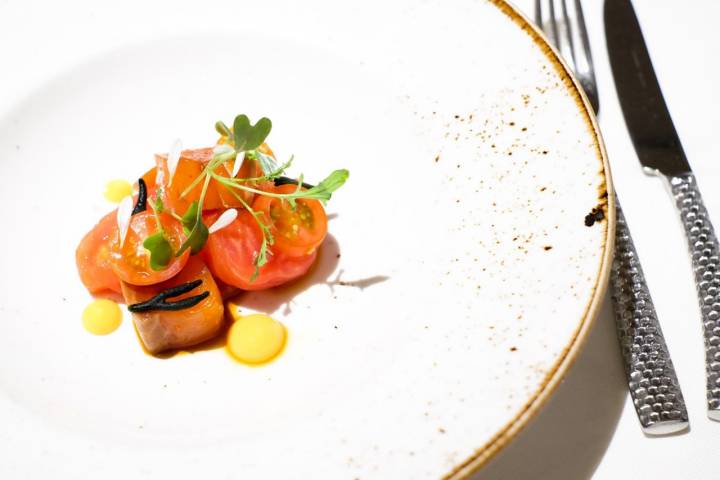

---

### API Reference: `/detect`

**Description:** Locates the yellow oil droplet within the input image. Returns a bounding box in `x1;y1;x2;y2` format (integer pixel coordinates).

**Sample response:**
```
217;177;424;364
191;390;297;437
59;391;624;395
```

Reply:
103;179;132;203
227;313;286;365
82;299;123;335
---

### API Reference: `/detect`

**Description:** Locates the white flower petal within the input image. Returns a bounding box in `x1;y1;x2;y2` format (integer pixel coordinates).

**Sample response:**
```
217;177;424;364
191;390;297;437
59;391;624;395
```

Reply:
167;138;182;186
231;151;245;178
208;208;238;234
116;195;134;248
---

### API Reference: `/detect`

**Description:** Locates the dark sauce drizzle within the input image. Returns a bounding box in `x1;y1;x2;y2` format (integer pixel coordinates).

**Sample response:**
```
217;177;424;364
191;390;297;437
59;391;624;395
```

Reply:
128;279;209;313
131;178;148;215
274;176;315;189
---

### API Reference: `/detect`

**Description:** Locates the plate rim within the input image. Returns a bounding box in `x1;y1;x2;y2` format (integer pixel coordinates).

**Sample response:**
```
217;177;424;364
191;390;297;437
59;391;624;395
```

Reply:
0;0;615;475
444;1;616;478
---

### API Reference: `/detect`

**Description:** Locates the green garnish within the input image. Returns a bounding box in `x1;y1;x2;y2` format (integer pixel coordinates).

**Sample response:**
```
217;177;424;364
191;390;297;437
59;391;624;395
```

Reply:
251;149;279;176
180;201;200;231
143;232;173;271
232;115;272;152
214;121;232;138
211;169;348;208
176;175;211;256
143;193;172;270
151;196;164;214
141;113;348;281
177;200;209;256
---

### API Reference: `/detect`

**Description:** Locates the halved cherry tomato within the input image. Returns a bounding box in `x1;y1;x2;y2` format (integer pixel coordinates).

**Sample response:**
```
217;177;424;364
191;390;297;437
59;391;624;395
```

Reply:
110;211;189;286
142;144;275;216
76;211;122;295
202;210;317;290
252;184;328;257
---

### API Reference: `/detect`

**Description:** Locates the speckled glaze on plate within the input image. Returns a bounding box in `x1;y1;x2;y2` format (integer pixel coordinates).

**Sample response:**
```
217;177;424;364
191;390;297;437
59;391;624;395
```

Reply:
0;0;613;478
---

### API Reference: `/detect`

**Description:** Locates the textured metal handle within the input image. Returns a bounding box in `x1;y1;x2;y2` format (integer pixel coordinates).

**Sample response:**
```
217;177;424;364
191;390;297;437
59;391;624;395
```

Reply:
669;173;720;419
610;198;689;433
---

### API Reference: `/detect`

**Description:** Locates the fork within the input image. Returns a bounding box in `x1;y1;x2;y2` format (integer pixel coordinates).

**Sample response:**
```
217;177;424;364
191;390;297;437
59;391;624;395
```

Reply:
536;0;689;435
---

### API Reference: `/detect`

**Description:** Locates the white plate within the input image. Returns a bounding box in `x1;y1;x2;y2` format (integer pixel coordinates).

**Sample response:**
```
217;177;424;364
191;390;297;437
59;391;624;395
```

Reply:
0;0;612;478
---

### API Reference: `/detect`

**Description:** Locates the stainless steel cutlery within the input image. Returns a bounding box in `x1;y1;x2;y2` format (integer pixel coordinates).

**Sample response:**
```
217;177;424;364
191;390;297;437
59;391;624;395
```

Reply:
606;0;720;421
537;0;689;433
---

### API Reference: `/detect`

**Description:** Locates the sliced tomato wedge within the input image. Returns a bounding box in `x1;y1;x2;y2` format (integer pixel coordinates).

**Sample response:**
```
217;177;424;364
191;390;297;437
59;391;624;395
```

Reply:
76;211;122;295
202;209;317;291
110;211;189;286
252;184;328;257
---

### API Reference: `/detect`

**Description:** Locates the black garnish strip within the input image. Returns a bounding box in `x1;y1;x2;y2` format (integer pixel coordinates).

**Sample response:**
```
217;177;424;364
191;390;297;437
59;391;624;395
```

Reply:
155;279;203;299
131;178;148;215
128;291;210;312
128;279;206;313
273;176;315;189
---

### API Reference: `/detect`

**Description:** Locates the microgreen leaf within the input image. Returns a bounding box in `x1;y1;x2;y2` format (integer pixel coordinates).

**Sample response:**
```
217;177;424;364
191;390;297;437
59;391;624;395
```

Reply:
299;169;350;203
177;220;209;256
215;121;232;138
245;117;272;151
152;196;165;214
143;232;173;271
233;115;251;151
254;150;279;175
232;115;272;152
181;201;200;231
251;238;270;282
213;144;234;156
177;201;209;255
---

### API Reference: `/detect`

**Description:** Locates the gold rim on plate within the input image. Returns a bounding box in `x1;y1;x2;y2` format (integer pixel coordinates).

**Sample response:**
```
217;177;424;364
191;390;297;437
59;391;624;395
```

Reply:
445;1;616;478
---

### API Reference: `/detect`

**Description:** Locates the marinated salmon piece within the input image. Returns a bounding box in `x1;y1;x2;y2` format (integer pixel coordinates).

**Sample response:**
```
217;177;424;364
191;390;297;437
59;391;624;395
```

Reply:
121;256;224;354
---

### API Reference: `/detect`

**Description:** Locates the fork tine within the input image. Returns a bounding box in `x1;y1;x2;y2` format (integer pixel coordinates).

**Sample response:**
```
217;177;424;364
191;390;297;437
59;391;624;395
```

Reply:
537;0;572;71
552;0;575;72
562;0;600;113
535;0;556;48
536;0;599;114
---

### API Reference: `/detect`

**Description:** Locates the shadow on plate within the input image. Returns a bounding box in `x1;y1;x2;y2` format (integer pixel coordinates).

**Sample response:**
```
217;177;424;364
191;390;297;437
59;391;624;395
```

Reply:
473;292;627;480
239;233;389;315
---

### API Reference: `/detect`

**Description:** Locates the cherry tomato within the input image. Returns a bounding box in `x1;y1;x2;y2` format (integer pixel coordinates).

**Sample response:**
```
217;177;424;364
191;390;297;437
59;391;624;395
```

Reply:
110;211;189;286
251;184;328;257
75;211;122;295
202;210;317;290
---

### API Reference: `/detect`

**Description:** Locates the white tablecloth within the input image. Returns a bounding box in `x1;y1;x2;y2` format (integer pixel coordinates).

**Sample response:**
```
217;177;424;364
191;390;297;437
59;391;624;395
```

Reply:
478;1;720;479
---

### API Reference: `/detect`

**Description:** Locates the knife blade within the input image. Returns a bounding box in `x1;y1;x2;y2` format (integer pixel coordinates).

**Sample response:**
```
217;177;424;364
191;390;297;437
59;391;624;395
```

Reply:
606;0;720;419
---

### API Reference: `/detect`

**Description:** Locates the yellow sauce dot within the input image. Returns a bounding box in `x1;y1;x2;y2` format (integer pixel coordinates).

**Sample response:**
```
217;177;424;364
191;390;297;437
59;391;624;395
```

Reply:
82;299;122;335
103;179;133;203
227;314;286;365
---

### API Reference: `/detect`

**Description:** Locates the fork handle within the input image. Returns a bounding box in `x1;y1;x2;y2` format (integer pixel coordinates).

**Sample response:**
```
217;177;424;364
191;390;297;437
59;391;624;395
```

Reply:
611;197;689;433
669;173;720;419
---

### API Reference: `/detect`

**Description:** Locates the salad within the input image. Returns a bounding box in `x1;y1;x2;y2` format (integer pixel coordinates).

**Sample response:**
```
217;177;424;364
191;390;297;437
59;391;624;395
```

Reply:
76;114;348;355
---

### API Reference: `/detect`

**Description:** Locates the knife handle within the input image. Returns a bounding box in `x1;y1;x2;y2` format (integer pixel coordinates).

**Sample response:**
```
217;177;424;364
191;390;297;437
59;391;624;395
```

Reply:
669;173;720;419
611;198;689;433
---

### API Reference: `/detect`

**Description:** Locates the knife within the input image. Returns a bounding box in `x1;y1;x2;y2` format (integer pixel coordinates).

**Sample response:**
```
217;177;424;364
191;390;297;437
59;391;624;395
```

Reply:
606;0;720;419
